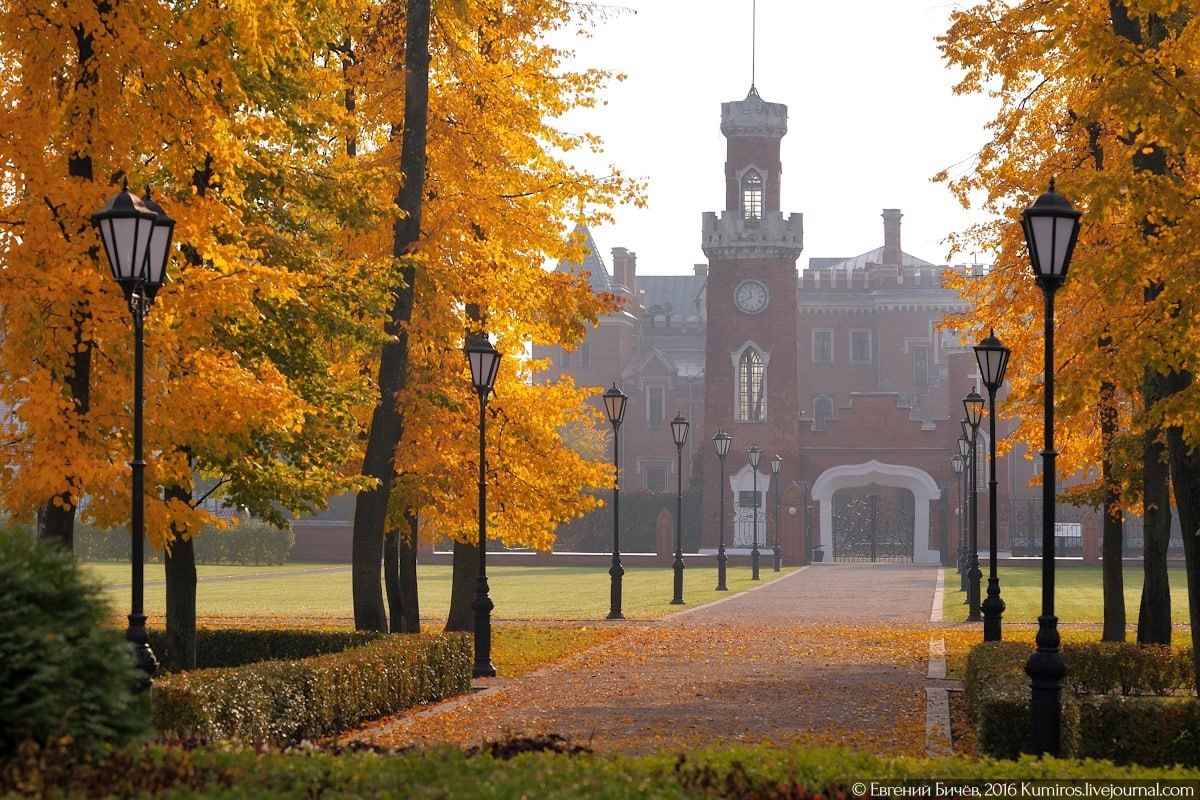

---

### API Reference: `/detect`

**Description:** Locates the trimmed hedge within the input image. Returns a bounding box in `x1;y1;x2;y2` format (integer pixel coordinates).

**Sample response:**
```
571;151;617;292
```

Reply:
147;628;385;672
966;640;1198;764
74;519;294;565
151;633;471;746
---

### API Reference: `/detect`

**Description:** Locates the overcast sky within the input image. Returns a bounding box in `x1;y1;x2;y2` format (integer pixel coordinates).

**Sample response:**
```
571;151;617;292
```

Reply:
557;0;999;275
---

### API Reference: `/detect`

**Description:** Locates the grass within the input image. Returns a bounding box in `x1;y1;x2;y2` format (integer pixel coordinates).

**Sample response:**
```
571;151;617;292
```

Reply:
941;565;1192;626
85;561;797;625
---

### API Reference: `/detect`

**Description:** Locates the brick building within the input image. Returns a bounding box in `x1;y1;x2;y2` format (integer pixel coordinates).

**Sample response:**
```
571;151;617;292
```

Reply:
536;85;1022;566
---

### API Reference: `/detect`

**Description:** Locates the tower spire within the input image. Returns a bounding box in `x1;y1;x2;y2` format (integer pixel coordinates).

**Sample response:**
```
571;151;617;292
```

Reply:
751;0;757;89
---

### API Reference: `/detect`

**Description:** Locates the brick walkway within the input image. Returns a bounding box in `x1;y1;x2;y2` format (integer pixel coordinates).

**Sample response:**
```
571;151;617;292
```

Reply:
344;564;949;756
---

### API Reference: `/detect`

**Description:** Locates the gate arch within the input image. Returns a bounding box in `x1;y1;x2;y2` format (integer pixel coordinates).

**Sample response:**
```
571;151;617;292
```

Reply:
810;460;941;564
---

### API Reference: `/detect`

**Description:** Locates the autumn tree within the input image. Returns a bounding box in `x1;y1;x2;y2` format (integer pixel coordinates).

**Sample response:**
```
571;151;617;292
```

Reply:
940;1;1200;675
344;0;640;632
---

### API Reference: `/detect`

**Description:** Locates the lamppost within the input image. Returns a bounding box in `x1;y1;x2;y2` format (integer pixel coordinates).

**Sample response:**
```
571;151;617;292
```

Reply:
670;412;689;605
603;384;628;620
976;331;1012;642
957;434;972;595
748;445;762;580
91;182;174;692
770;454;783;571
1021;179;1081;756
465;335;501;678
964;392;985;622
951;453;965;577
713;430;731;591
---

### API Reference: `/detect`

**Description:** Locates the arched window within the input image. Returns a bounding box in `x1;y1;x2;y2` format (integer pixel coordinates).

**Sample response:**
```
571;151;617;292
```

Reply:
737;347;766;421
741;169;763;221
813;396;834;430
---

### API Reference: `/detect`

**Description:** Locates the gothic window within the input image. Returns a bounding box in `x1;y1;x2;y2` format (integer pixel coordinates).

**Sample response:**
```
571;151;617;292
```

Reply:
741;169;764;221
737;347;766;421
560;347;572;368
647;386;664;427
645;466;667;492
813;396;835;430
850;329;872;364
913;346;929;386
580;342;592;368
813;330;833;364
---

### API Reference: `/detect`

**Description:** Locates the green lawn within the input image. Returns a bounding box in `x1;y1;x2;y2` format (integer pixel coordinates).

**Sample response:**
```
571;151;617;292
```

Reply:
942;564;1191;625
85;561;796;624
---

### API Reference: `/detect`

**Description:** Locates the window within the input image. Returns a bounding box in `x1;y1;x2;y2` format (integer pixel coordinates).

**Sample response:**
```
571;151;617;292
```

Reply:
645;467;667;492
560;347;572;368
914;346;929;386
850;330;872;364
813;396;834;430
579;342;592;368
736;347;766;421
813;330;833;364
647;386;664;427
738;490;762;510
741;169;763;221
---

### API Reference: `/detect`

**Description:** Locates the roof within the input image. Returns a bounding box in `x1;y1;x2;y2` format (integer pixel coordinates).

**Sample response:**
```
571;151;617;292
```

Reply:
810;247;935;271
554;224;610;293
637;275;707;321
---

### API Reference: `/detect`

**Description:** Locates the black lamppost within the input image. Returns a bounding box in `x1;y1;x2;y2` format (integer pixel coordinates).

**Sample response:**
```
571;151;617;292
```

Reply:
670;412;689;605
748;445;762;580
713;430;731;591
465;335;501;678
92;182;174;693
976;331;1012;642
964;392;985;622
951;453;965;576
603;384;628;620
770;454;783;571
1021;179;1081;756
957;434;972;595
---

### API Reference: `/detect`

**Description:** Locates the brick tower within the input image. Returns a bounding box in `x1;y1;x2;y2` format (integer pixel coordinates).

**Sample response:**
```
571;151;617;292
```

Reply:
700;86;804;559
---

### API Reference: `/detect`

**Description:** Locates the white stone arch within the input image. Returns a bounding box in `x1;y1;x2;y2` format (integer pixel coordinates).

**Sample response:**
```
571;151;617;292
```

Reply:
810;459;942;564
730;463;772;549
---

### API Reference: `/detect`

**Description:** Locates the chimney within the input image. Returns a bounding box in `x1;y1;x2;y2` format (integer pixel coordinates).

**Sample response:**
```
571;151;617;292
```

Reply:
611;247;637;294
694;263;708;277
882;209;903;267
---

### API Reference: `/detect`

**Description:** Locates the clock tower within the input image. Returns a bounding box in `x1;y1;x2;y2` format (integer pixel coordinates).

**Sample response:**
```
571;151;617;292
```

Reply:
701;85;804;556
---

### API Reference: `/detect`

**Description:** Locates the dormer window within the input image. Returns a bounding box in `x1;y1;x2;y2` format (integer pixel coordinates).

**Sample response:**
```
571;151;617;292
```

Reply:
741;169;763;221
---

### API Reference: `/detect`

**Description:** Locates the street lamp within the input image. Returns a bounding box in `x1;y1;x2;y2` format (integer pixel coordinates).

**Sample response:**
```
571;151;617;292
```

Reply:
951;453;965;574
670;413;689;604
713;430;731;591
1021;178;1081;756
603;384;628;620
976;330;1011;642
465;335;501;678
91;182;174;693
770;454;783;571
964;391;984;622
957;435;972;594
748;445;762;580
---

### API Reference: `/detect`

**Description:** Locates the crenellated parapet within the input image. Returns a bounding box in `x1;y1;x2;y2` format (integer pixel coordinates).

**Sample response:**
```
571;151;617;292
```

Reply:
701;209;804;261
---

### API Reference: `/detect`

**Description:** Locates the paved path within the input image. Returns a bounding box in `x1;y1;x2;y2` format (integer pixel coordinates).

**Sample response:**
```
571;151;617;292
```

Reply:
345;564;952;756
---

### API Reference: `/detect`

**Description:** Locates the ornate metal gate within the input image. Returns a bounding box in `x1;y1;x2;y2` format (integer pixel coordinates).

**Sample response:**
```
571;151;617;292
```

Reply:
832;484;915;563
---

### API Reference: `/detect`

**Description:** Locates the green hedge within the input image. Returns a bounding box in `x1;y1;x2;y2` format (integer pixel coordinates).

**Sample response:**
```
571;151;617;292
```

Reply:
966;641;1198;764
147;628;386;672
151;633;471;746
74;519;294;565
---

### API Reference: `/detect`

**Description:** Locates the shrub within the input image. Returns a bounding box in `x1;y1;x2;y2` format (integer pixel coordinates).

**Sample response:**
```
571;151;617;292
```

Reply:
0;531;148;759
147;628;385;672
1080;696;1200;766
152;633;471;745
74;519;294;565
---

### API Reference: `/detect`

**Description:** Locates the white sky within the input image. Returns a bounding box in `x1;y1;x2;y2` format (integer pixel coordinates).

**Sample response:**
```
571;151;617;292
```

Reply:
558;0;999;275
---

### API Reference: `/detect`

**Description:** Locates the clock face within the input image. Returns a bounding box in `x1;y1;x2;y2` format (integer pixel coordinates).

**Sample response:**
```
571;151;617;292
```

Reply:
735;280;769;314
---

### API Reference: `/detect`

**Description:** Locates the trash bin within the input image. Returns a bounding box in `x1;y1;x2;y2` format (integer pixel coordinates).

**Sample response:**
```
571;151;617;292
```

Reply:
811;547;824;563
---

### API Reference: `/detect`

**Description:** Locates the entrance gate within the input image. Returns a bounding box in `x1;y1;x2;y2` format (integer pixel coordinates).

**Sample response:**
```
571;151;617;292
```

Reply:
832;484;915;563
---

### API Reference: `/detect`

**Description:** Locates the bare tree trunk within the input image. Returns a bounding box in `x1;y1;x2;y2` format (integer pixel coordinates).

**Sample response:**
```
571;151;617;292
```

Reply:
162;483;197;672
383;510;420;633
352;0;431;632
1166;420;1200;693
1099;372;1126;642
1139;409;1172;645
446;539;476;632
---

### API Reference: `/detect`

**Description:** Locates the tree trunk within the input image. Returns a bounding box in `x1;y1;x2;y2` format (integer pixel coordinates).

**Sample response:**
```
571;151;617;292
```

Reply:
446;539;476;632
162;485;197;673
352;0;431;632
1099;373;1126;642
1166;420;1200;694
1138;410;1172;645
384;516;419;635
